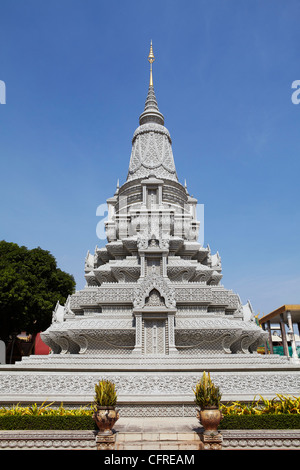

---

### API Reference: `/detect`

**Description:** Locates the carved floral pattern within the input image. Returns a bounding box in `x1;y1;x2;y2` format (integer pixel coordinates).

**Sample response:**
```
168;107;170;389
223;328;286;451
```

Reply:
133;274;176;309
0;372;299;396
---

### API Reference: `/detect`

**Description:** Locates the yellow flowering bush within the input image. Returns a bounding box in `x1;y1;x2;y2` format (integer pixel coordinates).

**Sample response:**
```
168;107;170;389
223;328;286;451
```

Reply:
0;394;299;418
0;401;94;417
220;394;300;416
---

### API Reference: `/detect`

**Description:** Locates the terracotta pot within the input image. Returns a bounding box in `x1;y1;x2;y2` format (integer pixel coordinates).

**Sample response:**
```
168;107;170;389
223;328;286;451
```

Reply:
93;406;119;435
197;407;222;436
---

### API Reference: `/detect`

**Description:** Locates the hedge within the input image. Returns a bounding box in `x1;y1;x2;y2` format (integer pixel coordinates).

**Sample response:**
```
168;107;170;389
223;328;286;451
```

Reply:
0;413;300;430
220;414;300;430
0;415;96;430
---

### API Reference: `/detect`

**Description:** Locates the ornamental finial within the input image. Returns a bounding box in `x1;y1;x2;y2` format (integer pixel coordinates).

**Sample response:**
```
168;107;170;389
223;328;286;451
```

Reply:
148;40;155;87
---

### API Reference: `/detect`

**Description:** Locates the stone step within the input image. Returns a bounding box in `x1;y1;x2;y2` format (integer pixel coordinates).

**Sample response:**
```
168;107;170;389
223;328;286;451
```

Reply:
115;430;202;449
115;439;202;450
113;428;220;450
116;431;200;442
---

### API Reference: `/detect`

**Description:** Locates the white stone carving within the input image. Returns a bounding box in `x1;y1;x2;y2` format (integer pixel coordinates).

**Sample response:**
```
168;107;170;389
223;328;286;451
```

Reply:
0;60;299;414
133;274;176;309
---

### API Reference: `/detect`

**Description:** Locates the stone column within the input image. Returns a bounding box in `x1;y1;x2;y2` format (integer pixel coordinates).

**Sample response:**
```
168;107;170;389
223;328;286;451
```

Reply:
133;312;143;355
0;340;5;364
174;214;183;237
158;185;162;205
280;314;289;357
142;186;147;205
266;321;273;354
162;253;167;277
167;312;177;354
287;311;298;360
140;254;145;278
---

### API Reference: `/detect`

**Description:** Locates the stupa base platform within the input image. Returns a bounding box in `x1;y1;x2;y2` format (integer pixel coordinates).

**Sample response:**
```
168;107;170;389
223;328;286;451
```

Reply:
0;353;299;415
12;351;297;369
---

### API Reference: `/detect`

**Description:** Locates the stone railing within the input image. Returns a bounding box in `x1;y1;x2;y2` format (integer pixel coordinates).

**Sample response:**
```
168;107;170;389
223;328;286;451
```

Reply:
0;429;299;450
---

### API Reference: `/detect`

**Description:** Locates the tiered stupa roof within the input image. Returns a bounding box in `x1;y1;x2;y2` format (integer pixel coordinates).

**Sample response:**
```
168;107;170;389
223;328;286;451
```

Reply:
127;42;178;182
6;42;298;413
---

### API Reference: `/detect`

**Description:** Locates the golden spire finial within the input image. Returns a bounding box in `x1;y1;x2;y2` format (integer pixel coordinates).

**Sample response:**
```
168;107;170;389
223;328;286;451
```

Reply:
148;40;155;86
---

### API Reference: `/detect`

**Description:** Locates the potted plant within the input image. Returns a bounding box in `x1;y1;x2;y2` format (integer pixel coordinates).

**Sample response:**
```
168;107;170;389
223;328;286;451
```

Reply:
193;371;223;436
93;379;119;435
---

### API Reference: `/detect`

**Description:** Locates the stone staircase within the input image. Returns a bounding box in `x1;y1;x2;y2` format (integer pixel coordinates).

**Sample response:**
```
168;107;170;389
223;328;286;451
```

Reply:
111;417;211;450
114;430;203;450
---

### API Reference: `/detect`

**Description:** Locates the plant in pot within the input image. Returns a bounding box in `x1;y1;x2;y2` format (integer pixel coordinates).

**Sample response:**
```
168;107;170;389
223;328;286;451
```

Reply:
193;371;223;436
93;379;119;435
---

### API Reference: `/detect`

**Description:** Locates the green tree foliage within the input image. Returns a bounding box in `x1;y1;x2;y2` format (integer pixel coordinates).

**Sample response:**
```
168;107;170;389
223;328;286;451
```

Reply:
0;240;76;341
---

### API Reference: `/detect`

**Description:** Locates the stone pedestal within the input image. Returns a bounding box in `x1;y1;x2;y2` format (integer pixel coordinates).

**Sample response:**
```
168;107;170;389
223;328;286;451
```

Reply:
96;432;116;450
200;432;223;450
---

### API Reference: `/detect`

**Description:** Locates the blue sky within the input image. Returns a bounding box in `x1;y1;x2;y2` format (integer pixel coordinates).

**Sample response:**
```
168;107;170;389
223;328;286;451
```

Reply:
0;0;299;317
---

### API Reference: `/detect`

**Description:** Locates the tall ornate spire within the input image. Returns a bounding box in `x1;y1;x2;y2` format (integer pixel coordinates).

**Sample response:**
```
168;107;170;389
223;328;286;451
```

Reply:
139;41;164;126
127;42;177;182
148;40;155;87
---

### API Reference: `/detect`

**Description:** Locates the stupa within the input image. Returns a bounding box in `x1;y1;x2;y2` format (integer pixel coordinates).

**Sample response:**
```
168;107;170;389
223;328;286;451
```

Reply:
0;44;299;415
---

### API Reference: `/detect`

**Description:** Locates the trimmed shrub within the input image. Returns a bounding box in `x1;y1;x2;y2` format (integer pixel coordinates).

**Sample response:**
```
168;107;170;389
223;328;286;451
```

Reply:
0;415;96;430
1;412;300;431
0;394;299;430
220;414;300;430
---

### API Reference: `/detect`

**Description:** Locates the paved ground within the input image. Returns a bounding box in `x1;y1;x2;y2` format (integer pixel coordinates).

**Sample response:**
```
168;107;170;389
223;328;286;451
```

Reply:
114;416;202;433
